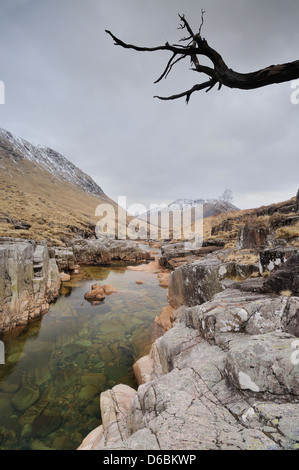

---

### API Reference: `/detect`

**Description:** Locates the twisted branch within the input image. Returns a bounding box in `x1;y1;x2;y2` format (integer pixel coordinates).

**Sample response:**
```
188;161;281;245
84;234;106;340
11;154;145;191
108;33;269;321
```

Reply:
105;12;299;104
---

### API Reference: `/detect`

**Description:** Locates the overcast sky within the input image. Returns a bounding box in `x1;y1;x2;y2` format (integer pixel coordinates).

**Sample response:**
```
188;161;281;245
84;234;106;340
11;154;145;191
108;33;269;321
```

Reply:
0;0;298;211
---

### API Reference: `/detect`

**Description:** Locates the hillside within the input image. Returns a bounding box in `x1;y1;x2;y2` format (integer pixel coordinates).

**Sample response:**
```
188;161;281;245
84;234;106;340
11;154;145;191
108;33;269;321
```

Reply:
0;128;116;245
203;196;299;249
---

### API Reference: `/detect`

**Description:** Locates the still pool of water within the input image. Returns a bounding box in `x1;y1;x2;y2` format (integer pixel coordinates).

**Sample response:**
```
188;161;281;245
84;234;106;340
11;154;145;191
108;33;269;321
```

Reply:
0;265;167;450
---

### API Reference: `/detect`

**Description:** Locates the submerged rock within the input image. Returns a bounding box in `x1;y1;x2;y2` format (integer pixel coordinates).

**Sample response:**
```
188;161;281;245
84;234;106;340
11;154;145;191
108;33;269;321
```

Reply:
30;440;53;451
11;385;40;412
21;423;33;439
32;411;62;437
79;385;100;400
0;393;15;419
81;373;107;389
0;382;20;394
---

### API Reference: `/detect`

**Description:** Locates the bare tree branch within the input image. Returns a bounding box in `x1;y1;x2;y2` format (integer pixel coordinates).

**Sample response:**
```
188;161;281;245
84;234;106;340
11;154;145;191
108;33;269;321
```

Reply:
105;14;299;103
178;14;195;38
105;30;194;56
154;79;217;104
154;54;187;84
198;8;206;35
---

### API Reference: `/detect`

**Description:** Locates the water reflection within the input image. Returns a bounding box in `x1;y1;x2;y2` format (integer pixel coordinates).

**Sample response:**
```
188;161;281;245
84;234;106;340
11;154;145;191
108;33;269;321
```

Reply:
0;265;167;450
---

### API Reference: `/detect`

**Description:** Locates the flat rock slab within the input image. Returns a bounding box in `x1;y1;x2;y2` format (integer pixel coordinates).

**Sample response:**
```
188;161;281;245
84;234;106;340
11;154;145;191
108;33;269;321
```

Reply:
225;331;299;396
181;289;299;341
254;403;299;449
129;367;276;450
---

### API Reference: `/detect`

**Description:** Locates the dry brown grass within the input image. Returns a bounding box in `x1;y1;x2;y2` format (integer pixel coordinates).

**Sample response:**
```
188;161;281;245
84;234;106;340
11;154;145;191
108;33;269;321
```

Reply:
217;249;259;265
250;271;261;278
205;197;297;249
280;290;292;297
0;158;117;245
262;270;271;278
276;223;299;240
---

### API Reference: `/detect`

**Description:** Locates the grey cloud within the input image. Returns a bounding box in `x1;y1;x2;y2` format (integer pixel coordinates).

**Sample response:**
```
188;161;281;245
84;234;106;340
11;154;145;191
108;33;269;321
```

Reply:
0;0;298;210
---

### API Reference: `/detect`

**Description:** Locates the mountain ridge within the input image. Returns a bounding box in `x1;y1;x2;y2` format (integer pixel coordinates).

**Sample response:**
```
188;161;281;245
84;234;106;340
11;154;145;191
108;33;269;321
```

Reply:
0;127;106;199
138;196;239;222
0;127;115;245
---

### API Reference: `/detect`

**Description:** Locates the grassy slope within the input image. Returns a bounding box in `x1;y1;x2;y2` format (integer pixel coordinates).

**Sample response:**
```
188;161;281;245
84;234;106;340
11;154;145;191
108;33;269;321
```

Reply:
0;157;117;246
203;197;299;248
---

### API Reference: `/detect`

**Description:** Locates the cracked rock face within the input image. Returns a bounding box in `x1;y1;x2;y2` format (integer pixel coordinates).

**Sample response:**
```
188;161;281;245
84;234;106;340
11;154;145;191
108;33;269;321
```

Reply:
0;238;60;333
259;247;298;275
167;258;231;308
181;289;299;342
80;313;299;450
225;332;299;396
263;252;299;295
237;225;270;250
167;257;258;308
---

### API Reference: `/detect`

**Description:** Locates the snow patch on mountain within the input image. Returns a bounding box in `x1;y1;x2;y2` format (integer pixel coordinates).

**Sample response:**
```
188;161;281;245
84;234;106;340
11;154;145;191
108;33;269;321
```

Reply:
0;127;105;198
138;197;238;221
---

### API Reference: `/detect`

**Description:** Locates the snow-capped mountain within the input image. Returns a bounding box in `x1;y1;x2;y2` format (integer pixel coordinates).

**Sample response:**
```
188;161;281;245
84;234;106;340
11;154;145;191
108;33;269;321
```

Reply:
138;197;238;222
0;127;114;244
0;127;105;198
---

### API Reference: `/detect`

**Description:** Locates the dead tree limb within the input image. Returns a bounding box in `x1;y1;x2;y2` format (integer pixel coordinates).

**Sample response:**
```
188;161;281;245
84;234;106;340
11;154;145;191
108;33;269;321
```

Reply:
105;11;299;103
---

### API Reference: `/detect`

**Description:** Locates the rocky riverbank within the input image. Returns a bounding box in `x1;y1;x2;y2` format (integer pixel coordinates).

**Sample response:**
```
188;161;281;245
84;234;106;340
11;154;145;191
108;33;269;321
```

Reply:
79;243;299;450
1;227;299;450
0;237;154;334
0;238;60;333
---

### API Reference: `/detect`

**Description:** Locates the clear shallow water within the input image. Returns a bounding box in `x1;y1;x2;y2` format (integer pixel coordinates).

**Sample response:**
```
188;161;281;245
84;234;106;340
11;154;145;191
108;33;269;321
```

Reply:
0;265;167;450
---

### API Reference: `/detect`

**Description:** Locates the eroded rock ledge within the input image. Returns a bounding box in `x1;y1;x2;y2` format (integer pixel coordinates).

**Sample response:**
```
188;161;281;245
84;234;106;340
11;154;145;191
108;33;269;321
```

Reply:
79;280;299;450
0;238;60;333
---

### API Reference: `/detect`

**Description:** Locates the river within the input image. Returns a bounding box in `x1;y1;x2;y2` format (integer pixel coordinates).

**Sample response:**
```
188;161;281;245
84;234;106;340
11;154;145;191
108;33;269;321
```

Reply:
0;264;167;450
